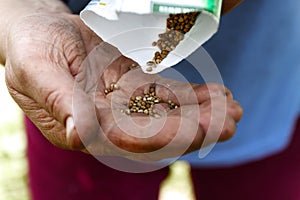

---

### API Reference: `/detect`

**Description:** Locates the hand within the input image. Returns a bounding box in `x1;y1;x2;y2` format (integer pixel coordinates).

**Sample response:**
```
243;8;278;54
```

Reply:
4;3;242;161
71;43;243;161
4;12;102;149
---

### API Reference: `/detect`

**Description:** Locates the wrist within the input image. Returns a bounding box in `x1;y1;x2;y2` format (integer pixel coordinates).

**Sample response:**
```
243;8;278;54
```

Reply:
0;0;71;65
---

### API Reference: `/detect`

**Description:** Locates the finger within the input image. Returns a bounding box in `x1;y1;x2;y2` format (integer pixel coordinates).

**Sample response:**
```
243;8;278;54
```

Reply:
116;69;230;106
101;111;203;155
226;100;243;122
168;97;237;143
155;79;231;105
196;98;238;143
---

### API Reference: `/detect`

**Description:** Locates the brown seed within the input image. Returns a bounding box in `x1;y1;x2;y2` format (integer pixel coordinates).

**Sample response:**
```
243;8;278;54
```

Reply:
136;96;142;101
123;84;180;116
146;67;152;72
147;61;156;67
153;114;160;119
155;59;161;64
125;109;131;115
130;63;139;69
113;84;119;90
110;84;115;90
148;12;200;68
149;85;155;93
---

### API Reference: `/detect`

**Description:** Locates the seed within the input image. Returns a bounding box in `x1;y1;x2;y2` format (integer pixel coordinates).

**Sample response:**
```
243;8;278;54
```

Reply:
114;85;119;90
155;59;161;64
110;84;115;90
146;67;153;72
104;82;120;95
147;61;156;67
130;63;139;69
167;99;179;110
125;109;131;115
136;96;142;101
147;11;200;67
149;86;155;93
123;84;180;117
153;114;161;119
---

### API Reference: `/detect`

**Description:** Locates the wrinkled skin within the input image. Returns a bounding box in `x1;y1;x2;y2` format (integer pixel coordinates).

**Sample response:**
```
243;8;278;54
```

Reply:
4;2;243;161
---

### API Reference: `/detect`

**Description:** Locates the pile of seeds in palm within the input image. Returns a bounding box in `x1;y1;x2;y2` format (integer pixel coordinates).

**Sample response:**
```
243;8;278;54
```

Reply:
122;84;179;118
146;11;200;72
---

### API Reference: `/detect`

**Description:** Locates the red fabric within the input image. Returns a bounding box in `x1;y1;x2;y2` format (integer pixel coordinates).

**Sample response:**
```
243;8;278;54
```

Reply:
25;117;300;200
25;119;168;200
192;117;300;200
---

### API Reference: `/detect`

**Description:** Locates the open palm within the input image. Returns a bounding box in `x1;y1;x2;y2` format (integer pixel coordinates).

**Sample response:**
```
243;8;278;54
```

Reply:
5;13;242;161
73;43;242;161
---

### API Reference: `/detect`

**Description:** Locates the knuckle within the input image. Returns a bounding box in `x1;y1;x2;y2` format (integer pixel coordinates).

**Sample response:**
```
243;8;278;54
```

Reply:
219;118;236;141
44;89;65;119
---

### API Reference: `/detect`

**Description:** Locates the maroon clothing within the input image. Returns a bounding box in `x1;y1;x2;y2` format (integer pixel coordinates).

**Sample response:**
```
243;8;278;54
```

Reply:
25;117;300;200
25;118;167;200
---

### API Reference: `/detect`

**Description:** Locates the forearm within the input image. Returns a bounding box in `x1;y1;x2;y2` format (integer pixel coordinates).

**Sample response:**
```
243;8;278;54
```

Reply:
0;0;71;65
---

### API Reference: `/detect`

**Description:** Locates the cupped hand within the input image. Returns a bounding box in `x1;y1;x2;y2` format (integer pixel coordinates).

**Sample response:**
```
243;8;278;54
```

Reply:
71;43;243;161
5;12;242;161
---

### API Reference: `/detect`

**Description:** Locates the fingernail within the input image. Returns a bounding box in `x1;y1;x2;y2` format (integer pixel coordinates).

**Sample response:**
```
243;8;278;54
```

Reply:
66;116;74;143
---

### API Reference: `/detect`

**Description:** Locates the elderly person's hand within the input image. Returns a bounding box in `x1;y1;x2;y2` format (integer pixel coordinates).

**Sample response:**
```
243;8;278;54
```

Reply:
1;0;242;161
1;0;102;148
71;43;243;161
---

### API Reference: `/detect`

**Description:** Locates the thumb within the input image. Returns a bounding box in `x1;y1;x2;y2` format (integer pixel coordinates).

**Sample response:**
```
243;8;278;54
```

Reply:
31;61;100;149
6;55;98;150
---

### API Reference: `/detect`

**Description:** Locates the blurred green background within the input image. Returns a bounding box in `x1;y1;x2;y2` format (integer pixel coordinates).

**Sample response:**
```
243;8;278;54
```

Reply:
0;67;30;200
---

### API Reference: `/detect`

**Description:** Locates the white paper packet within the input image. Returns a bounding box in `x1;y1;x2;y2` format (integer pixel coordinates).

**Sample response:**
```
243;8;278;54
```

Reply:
80;0;222;74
